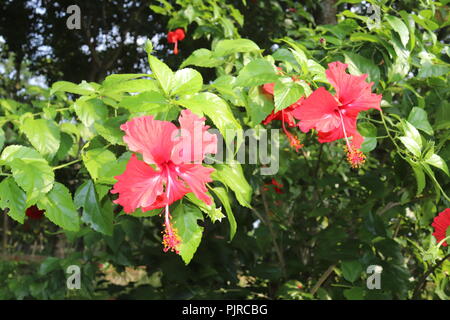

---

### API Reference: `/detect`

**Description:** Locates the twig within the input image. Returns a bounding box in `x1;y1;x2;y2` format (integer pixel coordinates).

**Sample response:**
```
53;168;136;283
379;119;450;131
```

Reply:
0;254;46;263
412;254;450;299
310;264;336;296
2;213;8;254
256;188;287;279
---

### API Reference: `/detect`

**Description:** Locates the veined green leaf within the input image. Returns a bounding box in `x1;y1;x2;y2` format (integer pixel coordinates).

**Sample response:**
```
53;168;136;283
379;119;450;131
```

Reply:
1;145;54;199
212;161;252;208
171;68;203;96
235;59;278;87
74;180;113;235
148;55;174;95
210;187;236;240
37;182;80;231
172;204;204;265
22;118;61;159
0;177;27;223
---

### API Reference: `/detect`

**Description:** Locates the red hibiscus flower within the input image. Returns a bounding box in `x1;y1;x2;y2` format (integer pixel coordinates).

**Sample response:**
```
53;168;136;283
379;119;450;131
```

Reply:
111;110;217;253
263;178;284;194
292;61;382;168
261;82;304;152
167;28;185;55
25;205;45;220
432;208;450;247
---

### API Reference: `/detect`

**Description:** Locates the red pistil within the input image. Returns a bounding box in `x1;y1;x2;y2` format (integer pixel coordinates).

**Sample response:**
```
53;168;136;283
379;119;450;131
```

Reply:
344;145;366;168
161;183;181;254
337;108;366;168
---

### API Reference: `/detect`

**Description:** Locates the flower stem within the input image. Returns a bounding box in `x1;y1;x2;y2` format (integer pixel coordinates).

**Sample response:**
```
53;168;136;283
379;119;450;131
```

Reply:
52;159;82;171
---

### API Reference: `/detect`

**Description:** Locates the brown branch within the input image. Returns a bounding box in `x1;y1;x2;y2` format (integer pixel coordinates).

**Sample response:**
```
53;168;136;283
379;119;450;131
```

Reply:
310;264;336;296
2;213;8;253
0;254;47;263
412;254;450;299
254;188;287;279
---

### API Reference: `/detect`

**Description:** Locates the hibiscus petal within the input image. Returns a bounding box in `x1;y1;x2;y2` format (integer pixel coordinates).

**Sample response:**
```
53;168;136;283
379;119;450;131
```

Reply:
317;113;364;148
292;87;340;133
111;154;165;213
262;102;300;127
144;167;190;211
326;61;382;112
262;83;275;96
176;163;215;205
120;116;178;165
174;109;217;164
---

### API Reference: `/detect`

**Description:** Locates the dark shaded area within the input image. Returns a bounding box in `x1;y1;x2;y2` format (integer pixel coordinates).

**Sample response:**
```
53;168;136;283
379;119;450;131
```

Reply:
0;0;345;90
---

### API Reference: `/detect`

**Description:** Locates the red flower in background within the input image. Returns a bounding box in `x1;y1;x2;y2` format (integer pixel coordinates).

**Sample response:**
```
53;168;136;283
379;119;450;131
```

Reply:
263;178;284;194
111;110;217;253
261;82;304;152
25;205;44;220
432;208;450;247
292;61;382;168
167;28;185;55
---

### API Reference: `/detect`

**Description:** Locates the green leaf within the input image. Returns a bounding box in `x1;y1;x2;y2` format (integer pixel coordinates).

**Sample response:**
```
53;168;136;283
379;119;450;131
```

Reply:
172;204;204;265
74;180;113;236
119;91;170;115
185;192;225;223
214;39;260;56
235;59;278;87
55;133;74;161
39;257;61;275
360;137;377;153
171;68;203;96
82;148;117;183
0;127;5;152
341;260;363;283
101;79;158;94
22;118;61;158
211;187;236;240
385;15;409;48
212;162;252;208
180;49;224;68
344;51;380;85
94;116;126;145
148;55;173;95
128;207;161;218
101;74;149;87
424;154;449;176
177;92;241;146
407;160;426;195
399;136;421;157
408;107;434;135
50;81;96;96
0;177;27;223
343;287;365;300
1;145;54;199
357;122;377;137
417;62;450;79
74;97;108;128
349;33;380;43
37;182;80;231
402;120;422;149
245;86;274;126
273;78;303;112
144;39;153;54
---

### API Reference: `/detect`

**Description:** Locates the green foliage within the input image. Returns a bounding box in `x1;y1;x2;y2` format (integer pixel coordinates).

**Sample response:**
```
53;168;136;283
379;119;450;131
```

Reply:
0;0;449;301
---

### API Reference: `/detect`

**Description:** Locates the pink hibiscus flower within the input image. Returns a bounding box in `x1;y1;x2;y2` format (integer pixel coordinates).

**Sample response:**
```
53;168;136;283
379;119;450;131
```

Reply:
111;109;217;253
292;61;382;168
